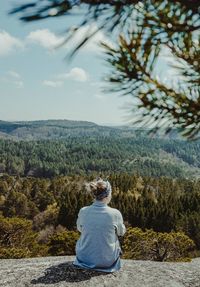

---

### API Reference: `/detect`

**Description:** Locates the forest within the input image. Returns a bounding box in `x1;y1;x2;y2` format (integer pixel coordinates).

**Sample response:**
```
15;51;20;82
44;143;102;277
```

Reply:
0;174;200;261
0;121;200;261
0;135;200;178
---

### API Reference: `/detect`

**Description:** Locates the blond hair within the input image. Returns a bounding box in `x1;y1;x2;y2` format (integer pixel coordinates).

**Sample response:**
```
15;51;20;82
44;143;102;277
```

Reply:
88;179;111;200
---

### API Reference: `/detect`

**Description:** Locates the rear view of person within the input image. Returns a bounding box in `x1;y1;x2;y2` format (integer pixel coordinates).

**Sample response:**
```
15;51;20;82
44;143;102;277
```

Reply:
73;178;126;272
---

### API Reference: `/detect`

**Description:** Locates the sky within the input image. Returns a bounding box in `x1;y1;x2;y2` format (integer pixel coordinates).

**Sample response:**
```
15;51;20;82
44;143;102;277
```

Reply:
0;1;134;125
0;1;173;126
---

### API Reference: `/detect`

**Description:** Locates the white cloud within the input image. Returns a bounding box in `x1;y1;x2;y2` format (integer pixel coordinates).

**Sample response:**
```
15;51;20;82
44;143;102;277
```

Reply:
58;67;88;82
1;78;24;89
43;67;88;87
67;24;113;53
0;30;24;56
43;80;63;88
14;80;24;88
7;70;21;79
25;25;112;54
0;70;24;88
0;26;111;59
26;29;64;49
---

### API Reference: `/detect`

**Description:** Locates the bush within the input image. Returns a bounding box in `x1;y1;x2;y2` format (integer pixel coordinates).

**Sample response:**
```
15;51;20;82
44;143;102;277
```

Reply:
0;247;31;259
0;216;47;258
123;227;195;262
48;230;79;256
33;203;59;231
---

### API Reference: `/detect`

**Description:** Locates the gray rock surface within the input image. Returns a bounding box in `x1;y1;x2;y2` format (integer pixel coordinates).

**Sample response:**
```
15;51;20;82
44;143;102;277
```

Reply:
0;256;200;287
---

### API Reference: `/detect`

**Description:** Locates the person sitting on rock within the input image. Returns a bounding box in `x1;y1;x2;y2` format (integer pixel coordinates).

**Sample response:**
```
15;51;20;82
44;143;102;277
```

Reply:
73;178;126;272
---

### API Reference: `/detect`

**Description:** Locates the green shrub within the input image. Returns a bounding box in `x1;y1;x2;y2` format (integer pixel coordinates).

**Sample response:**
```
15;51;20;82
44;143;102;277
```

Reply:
48;230;79;256
123;227;195;262
0;216;47;258
0;247;31;259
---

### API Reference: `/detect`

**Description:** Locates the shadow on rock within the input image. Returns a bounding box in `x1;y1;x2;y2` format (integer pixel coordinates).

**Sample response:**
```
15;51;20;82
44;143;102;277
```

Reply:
31;261;109;284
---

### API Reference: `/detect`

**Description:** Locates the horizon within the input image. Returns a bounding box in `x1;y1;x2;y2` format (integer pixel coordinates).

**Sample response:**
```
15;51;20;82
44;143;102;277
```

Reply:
0;118;189;132
0;117;125;127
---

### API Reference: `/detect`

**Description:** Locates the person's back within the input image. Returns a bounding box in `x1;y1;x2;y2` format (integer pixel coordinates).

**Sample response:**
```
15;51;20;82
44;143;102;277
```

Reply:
73;179;126;272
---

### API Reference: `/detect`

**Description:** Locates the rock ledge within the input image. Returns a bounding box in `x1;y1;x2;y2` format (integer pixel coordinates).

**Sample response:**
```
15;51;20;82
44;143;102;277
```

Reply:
0;256;200;287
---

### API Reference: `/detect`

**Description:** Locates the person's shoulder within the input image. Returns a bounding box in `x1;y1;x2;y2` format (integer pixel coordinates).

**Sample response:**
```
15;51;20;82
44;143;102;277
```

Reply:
107;206;122;216
79;206;90;213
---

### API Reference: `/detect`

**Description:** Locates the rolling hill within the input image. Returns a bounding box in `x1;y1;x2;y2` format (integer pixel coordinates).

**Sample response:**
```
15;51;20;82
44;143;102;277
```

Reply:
0;119;199;178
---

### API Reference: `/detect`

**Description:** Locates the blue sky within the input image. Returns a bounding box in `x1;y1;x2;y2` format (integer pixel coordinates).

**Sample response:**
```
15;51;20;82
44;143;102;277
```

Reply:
0;1;135;125
0;1;175;126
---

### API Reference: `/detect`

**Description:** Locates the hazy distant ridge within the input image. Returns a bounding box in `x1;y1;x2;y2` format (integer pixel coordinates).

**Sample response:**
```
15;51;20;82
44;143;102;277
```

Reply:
0;119;179;140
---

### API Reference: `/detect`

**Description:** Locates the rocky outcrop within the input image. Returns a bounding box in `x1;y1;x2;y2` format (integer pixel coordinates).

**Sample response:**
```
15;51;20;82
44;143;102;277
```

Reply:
0;256;200;287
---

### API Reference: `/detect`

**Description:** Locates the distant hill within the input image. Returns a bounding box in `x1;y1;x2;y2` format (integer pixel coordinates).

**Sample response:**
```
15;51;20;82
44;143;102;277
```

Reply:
0;120;102;140
0;119;182;140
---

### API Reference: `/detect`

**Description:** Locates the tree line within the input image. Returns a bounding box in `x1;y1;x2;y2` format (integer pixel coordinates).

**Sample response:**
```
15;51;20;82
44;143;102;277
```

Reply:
0;174;200;259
